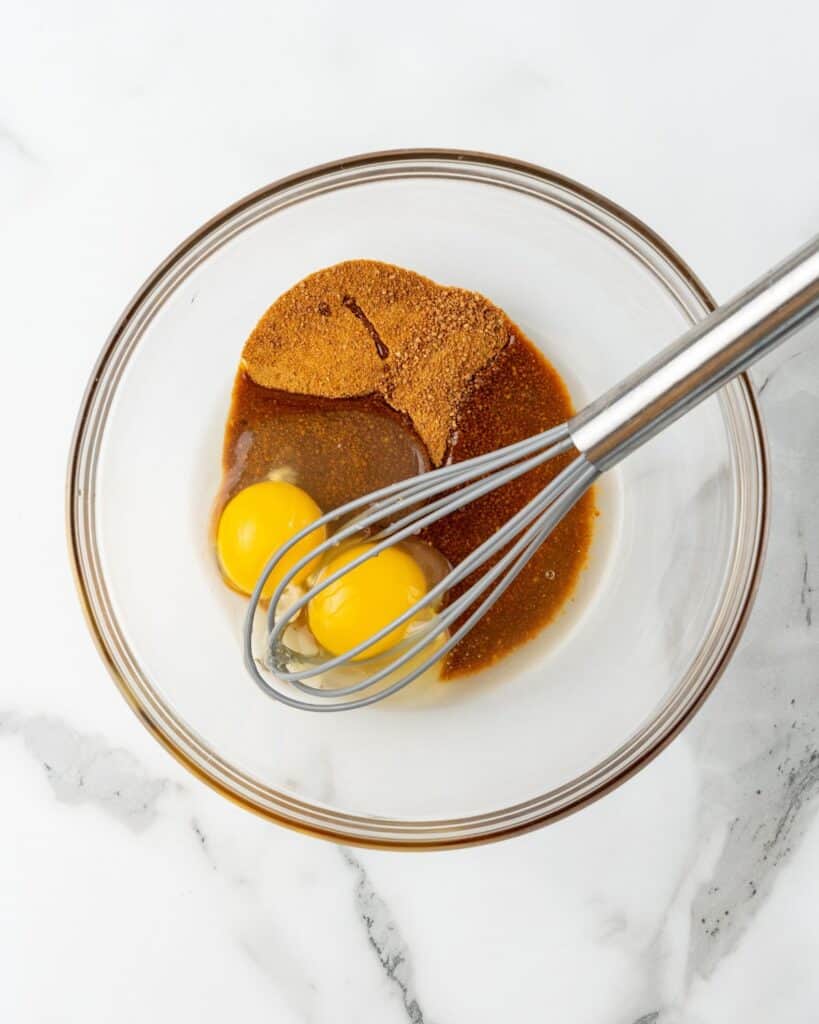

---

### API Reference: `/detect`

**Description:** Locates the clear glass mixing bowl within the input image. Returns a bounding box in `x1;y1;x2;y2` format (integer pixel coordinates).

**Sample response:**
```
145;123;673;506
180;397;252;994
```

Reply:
67;151;768;848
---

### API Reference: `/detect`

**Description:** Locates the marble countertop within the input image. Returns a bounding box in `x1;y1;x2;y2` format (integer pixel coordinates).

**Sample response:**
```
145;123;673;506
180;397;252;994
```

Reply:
3;1;819;1020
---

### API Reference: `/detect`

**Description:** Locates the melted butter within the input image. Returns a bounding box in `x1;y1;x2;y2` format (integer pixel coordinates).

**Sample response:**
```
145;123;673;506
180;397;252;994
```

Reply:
215;375;430;521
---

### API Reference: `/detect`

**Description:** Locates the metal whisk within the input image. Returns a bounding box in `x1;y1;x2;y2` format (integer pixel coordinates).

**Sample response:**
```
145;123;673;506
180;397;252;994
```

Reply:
244;235;819;711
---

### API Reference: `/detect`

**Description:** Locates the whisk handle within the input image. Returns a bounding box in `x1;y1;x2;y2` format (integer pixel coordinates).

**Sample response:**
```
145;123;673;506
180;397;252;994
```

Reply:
569;234;819;470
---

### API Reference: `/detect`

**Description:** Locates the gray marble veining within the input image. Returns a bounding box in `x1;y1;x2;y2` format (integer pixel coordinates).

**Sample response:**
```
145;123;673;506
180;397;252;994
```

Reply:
1;713;168;831
619;341;819;1019
342;848;429;1024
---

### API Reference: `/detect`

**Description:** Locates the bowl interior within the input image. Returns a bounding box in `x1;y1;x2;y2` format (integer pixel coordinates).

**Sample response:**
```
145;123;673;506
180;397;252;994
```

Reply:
71;155;765;845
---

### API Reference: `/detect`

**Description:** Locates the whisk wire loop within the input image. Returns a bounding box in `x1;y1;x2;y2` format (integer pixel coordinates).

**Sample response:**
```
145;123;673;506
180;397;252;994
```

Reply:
242;428;596;710
285;456;598;706
271;450;587;682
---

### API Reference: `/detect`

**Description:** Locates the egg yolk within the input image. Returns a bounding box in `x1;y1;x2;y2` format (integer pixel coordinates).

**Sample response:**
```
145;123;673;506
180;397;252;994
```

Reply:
307;543;427;659
216;480;326;598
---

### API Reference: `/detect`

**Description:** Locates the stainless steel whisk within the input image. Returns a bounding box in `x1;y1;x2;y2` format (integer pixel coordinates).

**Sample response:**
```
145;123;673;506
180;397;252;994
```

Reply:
244;235;819;711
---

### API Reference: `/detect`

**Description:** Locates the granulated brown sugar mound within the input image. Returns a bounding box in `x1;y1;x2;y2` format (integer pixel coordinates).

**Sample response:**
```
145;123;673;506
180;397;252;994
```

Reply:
241;260;511;464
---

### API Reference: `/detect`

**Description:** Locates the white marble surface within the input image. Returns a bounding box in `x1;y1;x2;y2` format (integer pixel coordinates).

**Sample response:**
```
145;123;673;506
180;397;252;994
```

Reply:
2;1;819;1020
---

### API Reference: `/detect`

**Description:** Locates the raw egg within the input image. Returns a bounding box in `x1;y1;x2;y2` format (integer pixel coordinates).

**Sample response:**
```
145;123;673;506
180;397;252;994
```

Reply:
216;480;325;598
308;543;427;659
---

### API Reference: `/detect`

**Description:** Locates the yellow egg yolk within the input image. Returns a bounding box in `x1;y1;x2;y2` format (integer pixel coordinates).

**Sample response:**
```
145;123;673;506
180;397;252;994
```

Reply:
216;480;325;599
307;543;427;659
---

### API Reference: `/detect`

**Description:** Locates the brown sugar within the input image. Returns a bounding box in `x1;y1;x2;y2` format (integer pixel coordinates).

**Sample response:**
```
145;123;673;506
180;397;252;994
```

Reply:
241;260;511;464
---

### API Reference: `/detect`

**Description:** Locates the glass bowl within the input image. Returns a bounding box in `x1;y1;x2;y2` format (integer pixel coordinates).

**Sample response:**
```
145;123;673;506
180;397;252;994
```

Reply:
67;151;768;849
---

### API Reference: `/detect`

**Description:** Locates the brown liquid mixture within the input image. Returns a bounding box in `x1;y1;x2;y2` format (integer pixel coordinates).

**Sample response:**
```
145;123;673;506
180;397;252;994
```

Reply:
218;332;594;679
215;377;429;517
427;334;594;677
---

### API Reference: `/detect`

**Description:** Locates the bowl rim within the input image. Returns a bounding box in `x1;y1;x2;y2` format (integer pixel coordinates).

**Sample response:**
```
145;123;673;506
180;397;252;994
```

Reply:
66;148;769;850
